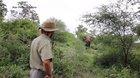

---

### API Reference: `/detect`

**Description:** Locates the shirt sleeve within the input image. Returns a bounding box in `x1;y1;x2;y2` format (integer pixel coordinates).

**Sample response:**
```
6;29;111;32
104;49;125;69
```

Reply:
40;43;53;61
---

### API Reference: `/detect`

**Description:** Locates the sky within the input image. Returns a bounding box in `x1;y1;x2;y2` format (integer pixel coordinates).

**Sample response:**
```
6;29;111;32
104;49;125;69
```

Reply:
4;0;115;33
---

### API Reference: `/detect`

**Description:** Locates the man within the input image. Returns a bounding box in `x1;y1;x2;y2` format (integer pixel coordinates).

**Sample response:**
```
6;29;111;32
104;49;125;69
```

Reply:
30;19;58;78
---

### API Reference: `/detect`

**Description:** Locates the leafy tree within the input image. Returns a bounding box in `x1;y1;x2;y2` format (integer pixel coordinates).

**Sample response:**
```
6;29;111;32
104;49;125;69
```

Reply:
0;0;7;21
121;0;140;20
134;24;140;36
10;1;39;23
76;25;88;40
0;19;38;69
47;18;66;32
55;19;66;32
83;2;136;66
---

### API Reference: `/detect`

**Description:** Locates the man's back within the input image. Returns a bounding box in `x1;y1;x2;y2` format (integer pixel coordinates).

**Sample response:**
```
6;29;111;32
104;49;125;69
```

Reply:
30;34;52;71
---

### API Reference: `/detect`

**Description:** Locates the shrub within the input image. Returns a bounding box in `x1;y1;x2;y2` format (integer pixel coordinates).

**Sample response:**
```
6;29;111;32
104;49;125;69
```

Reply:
52;32;77;78
0;19;38;69
90;66;139;78
0;65;29;78
130;45;140;77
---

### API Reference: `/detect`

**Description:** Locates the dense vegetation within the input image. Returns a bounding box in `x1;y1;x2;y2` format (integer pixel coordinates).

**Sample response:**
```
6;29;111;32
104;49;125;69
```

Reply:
0;0;140;78
0;19;140;78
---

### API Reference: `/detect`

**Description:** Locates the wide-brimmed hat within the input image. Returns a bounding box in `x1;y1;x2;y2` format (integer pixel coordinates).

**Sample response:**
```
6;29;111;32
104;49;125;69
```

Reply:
39;19;58;31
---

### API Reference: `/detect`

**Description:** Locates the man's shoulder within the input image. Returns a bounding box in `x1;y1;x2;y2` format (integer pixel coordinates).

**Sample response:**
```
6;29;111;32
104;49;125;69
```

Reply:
39;35;50;44
32;36;40;42
31;36;42;45
32;35;50;45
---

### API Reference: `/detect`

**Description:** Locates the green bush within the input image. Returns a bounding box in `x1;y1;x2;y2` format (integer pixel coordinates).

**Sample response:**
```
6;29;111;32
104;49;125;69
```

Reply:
52;31;76;46
131;55;140;70
130;46;140;77
52;31;93;78
93;35;135;68
0;65;29;78
52;32;77;78
53;44;77;78
0;19;38;69
89;66;138;78
0;19;139;78
95;51;119;68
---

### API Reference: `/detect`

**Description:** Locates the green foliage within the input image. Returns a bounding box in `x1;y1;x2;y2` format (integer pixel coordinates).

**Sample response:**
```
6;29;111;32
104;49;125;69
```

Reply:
55;19;66;32
0;0;7;21
76;25;88;41
91;66;139;78
130;45;140;75
83;2;135;66
0;10;139;78
95;50;119;68
52;31;77;78
0;65;28;78
52;31;92;78
51;27;140;78
52;31;76;46
46;18;66;32
0;19;38;69
134;24;140;36
93;35;135;67
130;54;140;72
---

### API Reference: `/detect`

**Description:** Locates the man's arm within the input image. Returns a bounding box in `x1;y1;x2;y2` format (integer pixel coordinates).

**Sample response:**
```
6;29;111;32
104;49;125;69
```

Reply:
43;59;53;78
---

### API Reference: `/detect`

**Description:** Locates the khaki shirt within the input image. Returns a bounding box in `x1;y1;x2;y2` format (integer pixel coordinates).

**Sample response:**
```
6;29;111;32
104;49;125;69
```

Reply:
30;34;53;71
